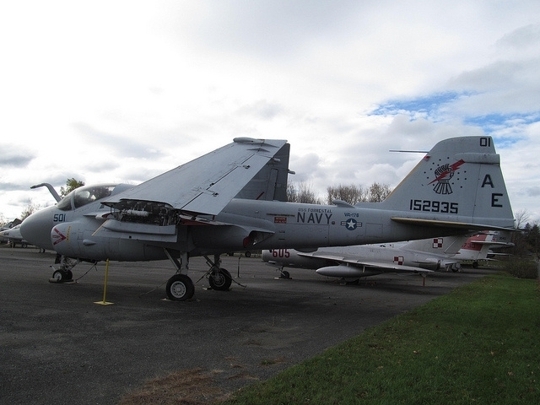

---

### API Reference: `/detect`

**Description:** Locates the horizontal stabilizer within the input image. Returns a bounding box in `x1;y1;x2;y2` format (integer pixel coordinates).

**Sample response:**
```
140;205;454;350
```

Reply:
391;217;515;232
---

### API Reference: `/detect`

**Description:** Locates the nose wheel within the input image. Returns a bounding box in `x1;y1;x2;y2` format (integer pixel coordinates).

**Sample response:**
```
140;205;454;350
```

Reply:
50;269;74;283
49;256;77;283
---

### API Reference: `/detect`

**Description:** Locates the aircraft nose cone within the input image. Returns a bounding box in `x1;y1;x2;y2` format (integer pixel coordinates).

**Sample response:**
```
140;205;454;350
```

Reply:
20;208;56;250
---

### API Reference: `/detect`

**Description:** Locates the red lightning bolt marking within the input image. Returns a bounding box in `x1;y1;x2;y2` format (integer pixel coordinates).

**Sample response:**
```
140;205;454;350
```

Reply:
52;227;67;246
428;159;465;185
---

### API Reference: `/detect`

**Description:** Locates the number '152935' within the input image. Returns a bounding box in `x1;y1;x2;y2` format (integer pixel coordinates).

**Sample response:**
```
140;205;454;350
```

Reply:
409;199;458;214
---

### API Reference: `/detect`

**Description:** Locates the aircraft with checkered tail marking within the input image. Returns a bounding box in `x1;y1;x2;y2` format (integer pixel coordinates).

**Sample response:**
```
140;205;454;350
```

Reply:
21;136;514;301
262;234;468;281
261;231;515;282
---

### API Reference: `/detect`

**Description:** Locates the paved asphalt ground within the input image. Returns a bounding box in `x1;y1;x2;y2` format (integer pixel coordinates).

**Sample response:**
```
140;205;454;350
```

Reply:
0;245;496;404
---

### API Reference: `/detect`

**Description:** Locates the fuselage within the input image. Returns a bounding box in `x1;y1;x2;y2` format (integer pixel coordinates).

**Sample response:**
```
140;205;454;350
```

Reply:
212;199;471;251
23;195;474;263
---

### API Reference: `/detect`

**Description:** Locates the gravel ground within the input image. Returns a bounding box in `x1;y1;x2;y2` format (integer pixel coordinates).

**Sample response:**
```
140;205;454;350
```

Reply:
0;246;495;404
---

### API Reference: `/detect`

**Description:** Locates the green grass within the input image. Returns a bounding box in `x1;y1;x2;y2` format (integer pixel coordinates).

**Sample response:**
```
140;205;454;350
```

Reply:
223;273;540;404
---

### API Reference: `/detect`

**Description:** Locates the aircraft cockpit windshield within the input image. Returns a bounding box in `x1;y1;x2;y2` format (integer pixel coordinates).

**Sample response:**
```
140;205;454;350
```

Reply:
57;184;117;211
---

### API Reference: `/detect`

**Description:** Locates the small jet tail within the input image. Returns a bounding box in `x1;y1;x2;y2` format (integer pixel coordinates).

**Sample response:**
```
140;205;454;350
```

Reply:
402;234;471;255
458;230;514;260
377;136;515;230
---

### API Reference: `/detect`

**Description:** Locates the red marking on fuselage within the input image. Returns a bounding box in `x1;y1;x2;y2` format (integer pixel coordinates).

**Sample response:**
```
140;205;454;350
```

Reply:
52;227;67;246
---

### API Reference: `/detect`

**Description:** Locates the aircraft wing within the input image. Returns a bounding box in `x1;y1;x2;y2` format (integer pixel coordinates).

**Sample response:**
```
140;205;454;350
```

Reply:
102;138;288;216
469;240;514;246
297;251;433;273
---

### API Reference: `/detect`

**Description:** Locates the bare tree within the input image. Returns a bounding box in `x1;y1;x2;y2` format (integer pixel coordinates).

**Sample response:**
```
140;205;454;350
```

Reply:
326;183;392;204
326;184;366;205
367;182;392;202
20;202;41;221
514;209;530;229
286;183;298;203
287;182;321;204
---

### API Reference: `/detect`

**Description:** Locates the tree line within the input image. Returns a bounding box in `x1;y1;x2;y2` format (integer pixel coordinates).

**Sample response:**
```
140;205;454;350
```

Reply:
287;182;392;204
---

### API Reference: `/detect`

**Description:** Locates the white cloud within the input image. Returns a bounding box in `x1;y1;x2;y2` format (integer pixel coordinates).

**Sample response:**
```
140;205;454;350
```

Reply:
1;0;539;224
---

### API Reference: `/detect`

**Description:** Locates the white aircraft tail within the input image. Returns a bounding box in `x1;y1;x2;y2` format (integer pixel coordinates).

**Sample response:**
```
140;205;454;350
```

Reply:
377;136;515;230
456;232;494;261
402;234;471;255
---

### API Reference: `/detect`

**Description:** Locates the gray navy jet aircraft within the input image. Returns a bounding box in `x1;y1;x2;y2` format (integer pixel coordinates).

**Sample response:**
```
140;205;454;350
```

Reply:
21;136;515;300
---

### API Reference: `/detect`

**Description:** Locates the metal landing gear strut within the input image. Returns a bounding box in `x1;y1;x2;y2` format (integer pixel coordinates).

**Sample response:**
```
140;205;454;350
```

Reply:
49;256;78;283
163;251;235;301
164;250;195;301
204;254;232;291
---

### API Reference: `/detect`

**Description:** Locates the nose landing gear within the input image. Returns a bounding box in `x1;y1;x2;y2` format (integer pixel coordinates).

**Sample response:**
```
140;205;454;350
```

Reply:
49;256;78;283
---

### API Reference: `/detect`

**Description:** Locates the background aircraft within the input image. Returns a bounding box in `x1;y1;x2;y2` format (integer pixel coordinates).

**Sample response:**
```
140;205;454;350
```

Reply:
0;219;22;244
21;136;515;300
0;224;28;247
263;230;515;282
455;230;514;267
262;234;468;282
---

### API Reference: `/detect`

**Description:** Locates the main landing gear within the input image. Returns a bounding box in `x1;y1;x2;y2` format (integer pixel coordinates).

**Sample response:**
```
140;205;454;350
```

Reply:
166;274;195;301
164;251;233;301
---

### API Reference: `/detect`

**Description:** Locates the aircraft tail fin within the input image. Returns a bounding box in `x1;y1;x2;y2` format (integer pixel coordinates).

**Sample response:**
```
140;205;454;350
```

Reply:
234;143;291;202
402;234;471;255
380;136;515;230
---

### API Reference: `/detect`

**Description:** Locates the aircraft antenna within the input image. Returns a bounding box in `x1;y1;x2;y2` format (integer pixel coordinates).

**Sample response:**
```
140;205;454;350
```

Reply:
389;149;429;153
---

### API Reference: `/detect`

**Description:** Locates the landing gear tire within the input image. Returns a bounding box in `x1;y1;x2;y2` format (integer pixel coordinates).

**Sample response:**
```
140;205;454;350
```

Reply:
51;270;64;282
209;268;232;291
280;270;291;279
50;269;73;283
166;274;195;301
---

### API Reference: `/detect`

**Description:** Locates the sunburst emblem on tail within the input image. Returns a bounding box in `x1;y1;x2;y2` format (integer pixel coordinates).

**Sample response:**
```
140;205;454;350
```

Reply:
428;159;465;195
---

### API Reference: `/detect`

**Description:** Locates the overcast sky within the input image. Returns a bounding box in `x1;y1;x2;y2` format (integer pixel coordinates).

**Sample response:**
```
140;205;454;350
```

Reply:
1;1;539;224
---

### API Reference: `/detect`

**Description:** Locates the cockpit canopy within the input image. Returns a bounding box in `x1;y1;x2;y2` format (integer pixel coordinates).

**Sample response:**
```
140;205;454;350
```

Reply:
56;184;118;211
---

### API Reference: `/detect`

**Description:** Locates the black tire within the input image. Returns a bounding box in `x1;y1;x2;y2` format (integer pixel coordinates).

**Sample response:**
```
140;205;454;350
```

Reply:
166;274;195;301
52;270;65;282
244;251;251;258
209;268;232;291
